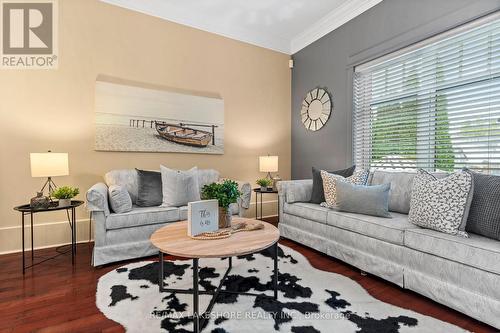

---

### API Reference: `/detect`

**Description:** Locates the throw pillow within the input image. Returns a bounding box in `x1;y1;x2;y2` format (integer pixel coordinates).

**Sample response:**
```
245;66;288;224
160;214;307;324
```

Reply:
160;166;200;207
321;169;369;208
408;169;473;237
310;166;355;204
465;170;500;240
108;185;132;214
335;182;391;218
136;169;162;207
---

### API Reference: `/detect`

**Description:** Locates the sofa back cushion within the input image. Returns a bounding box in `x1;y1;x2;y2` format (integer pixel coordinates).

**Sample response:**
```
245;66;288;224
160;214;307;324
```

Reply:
105;169;139;204
370;169;449;214
105;168;220;206
370;170;416;214
197;169;220;191
466;171;500;240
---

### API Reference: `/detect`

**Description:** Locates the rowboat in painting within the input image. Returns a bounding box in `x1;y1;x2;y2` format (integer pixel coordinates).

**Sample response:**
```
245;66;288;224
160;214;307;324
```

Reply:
155;122;213;148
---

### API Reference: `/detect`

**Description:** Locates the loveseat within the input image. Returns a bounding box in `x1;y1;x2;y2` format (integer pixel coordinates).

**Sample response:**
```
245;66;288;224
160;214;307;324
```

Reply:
87;168;251;266
278;170;500;329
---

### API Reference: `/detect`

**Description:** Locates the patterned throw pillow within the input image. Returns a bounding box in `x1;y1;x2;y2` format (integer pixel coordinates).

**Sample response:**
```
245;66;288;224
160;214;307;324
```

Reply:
321;169;369;208
408;169;473;237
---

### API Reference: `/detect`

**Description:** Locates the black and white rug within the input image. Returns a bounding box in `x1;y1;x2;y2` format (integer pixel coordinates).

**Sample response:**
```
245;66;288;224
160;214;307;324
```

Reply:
96;245;467;333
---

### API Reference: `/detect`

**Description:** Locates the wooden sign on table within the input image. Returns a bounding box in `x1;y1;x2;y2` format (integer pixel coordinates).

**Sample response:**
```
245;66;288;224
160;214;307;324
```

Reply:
188;200;219;236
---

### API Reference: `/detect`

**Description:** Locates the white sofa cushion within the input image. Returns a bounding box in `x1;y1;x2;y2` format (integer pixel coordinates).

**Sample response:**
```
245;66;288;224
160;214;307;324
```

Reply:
405;228;500;274
283;202;329;224
106;206;180;230
327;211;414;245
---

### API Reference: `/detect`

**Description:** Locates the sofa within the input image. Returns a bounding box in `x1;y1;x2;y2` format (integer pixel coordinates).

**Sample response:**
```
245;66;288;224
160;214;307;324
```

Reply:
87;168;251;266
277;170;500;329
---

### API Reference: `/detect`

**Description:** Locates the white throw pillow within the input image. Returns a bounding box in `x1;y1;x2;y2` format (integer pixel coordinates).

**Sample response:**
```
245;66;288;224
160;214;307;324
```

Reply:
408;169;473;237
160;166;200;207
321;169;369;208
108;185;132;214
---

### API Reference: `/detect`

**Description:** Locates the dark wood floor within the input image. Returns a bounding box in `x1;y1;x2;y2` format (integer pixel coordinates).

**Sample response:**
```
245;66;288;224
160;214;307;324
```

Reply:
0;219;497;333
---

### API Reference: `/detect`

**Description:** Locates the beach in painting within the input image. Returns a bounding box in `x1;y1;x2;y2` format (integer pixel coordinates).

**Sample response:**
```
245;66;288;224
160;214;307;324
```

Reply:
94;80;224;154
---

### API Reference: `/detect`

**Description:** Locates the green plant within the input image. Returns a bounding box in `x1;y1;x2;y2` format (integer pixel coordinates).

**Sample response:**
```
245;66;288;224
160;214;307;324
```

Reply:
51;186;79;199
201;180;241;209
256;178;273;187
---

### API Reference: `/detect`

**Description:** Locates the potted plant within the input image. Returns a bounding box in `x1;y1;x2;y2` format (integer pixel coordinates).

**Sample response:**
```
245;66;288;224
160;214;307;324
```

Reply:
201;180;241;228
256;178;273;192
51;186;79;207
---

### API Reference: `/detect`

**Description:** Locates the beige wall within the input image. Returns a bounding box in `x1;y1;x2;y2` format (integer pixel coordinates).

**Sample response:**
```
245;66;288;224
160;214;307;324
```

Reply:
0;0;291;254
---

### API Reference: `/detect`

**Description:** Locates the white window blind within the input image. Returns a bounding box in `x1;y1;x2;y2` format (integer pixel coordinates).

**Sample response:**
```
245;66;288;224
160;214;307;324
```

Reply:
353;14;500;174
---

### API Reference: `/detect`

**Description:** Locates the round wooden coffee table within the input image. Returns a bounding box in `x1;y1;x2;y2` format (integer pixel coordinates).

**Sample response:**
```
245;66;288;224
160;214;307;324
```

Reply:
151;217;280;333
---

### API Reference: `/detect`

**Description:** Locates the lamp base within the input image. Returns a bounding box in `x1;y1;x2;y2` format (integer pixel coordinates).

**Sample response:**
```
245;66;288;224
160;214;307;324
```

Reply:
266;172;273;179
40;177;58;197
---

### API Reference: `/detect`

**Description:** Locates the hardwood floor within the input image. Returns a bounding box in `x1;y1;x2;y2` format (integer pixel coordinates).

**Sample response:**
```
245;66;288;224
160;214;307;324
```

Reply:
0;220;496;333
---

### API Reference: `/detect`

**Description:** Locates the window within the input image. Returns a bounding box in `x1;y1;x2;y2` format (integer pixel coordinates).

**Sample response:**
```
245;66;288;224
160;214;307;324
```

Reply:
353;14;500;174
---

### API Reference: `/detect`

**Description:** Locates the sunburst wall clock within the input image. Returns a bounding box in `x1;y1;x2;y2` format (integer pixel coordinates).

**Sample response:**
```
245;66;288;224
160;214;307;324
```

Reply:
300;87;332;131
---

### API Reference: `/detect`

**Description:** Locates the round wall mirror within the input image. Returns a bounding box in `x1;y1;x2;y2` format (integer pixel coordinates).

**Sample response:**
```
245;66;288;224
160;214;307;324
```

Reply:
301;87;332;131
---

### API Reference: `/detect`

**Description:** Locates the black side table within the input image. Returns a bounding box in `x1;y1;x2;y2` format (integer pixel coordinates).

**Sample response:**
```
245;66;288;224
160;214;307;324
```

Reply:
14;200;84;274
253;188;278;220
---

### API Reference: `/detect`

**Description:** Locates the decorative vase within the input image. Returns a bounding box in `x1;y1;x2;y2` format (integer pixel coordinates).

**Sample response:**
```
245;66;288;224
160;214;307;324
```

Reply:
58;198;71;207
30;192;50;210
260;186;267;192
218;207;232;229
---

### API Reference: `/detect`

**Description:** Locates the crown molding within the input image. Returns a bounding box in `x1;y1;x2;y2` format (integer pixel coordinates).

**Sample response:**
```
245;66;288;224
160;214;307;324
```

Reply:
100;0;383;55
100;0;291;54
291;0;383;54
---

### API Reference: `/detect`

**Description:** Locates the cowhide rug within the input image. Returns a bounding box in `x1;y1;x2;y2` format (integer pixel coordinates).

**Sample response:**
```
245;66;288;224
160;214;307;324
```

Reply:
96;245;467;333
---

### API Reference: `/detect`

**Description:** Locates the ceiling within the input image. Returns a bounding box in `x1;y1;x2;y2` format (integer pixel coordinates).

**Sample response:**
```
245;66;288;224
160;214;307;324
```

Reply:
100;0;383;54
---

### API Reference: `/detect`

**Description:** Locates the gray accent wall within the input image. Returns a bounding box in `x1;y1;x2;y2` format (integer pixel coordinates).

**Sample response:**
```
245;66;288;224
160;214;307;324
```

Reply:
291;0;500;179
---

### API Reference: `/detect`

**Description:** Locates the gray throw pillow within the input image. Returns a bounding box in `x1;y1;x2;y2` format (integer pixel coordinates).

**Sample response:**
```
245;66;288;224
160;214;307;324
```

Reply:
408;169;473;237
160;165;200;207
136;169;162;207
108;185;132;214
335;182;391;218
310;166;355;204
465;170;500;240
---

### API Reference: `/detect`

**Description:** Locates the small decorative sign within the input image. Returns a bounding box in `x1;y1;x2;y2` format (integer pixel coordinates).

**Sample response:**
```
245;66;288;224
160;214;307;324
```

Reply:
188;200;219;236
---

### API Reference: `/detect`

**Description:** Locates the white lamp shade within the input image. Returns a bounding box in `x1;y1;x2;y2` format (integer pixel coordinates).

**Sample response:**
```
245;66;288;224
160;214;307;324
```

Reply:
259;156;278;173
30;153;69;178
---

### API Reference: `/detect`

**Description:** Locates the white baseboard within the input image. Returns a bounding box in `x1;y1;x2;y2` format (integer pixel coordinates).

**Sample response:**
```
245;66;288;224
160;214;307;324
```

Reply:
0;218;92;255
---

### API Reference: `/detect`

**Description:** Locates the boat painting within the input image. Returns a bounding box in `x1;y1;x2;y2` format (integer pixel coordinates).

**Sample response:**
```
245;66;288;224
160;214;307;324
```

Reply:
155;122;215;148
94;78;224;154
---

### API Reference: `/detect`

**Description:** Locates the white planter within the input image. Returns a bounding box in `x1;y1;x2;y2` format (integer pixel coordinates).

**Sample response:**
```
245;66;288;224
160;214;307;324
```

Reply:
58;199;71;207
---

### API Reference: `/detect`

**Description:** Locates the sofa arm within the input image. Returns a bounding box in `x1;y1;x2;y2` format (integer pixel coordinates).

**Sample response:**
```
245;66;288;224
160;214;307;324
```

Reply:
235;180;252;210
86;183;110;217
277;179;313;204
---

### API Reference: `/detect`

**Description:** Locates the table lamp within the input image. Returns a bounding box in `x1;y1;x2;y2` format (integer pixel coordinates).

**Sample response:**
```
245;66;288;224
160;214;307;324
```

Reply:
30;151;69;195
259;155;278;179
